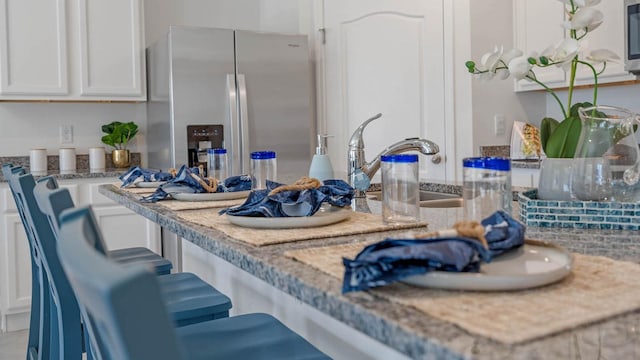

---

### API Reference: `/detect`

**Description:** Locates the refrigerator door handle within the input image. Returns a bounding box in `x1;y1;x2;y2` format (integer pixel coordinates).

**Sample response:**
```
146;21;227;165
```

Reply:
226;74;242;176
237;73;251;175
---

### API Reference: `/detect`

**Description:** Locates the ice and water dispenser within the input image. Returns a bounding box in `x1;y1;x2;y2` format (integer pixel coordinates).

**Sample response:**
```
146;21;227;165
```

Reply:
187;125;224;175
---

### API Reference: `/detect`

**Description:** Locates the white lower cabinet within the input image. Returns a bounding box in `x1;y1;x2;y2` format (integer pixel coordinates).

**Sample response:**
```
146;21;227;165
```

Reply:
0;177;161;332
181;240;411;360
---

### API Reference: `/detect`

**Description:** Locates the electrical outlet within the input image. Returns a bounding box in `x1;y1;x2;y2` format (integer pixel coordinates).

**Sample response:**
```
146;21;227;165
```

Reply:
60;124;73;143
494;115;505;136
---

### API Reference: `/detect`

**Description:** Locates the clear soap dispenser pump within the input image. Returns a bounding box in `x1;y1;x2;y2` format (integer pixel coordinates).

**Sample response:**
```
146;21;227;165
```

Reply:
309;134;334;181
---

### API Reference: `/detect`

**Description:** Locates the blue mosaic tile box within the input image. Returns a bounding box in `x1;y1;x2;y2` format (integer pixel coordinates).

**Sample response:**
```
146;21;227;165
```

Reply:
518;189;640;230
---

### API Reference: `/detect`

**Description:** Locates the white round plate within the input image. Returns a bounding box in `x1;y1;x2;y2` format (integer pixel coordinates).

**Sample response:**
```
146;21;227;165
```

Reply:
401;240;573;291
135;181;165;188
171;190;250;202
226;206;352;229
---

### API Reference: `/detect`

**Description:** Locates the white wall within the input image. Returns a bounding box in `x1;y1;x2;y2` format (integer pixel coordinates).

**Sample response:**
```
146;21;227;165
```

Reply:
467;0;546;156
0;102;146;157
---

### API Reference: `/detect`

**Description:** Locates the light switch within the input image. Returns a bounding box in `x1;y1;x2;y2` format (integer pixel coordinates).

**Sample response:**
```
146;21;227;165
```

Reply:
60;124;73;143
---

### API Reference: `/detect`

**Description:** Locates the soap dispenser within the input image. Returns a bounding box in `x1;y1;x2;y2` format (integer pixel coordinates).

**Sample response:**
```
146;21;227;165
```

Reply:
309;134;334;181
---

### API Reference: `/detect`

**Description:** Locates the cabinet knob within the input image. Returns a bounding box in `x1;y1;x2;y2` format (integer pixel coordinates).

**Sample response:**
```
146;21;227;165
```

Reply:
431;154;442;164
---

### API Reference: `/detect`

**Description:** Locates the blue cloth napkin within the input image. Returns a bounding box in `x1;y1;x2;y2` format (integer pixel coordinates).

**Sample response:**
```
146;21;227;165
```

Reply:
119;166;175;187
219;179;354;217
142;165;251;202
342;211;525;293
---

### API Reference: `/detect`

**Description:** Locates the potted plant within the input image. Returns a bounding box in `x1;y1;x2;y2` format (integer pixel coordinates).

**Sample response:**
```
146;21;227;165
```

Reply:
101;121;138;168
464;0;619;199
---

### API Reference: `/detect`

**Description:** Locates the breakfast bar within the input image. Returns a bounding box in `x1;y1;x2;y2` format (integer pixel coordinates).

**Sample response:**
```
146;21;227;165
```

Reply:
99;183;640;359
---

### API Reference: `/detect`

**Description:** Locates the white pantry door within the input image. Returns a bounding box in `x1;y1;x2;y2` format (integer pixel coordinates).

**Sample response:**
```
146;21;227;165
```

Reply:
322;0;448;182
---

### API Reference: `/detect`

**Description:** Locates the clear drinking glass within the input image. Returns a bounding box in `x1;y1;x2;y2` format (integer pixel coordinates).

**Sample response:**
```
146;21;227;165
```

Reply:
208;148;228;180
463;157;512;221
381;154;420;224
250;150;277;190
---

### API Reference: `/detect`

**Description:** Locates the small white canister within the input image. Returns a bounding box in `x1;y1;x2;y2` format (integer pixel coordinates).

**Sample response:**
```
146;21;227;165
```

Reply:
59;148;76;174
29;149;47;176
89;147;106;173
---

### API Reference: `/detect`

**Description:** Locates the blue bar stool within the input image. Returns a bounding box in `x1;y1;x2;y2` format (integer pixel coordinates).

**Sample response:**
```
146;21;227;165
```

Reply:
58;206;331;360
33;176;174;273
3;165;231;360
32;175;233;327
2;165;50;360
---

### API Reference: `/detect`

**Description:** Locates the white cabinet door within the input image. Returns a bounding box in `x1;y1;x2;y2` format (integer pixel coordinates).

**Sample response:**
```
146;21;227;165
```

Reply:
322;0;449;182
0;0;145;100
513;0;566;90
1;214;32;320
92;206;161;253
0;0;68;96
78;0;145;99
514;0;635;92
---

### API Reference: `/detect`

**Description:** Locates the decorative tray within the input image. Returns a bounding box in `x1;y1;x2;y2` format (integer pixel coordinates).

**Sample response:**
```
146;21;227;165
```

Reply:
518;189;640;230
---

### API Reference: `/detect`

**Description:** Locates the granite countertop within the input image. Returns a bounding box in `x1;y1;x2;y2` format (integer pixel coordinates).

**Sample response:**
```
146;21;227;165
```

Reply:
479;145;542;169
0;168;128;182
98;183;640;359
511;159;542;169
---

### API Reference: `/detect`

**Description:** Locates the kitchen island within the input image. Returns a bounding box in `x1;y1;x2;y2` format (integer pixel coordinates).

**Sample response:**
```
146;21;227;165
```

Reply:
99;183;640;359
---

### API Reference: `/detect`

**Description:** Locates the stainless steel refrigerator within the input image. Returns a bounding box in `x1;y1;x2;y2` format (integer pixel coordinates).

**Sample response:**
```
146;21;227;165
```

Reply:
146;25;315;180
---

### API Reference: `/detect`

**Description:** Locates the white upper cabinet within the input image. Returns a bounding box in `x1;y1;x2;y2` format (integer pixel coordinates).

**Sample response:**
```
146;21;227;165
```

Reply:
0;0;146;101
514;0;636;92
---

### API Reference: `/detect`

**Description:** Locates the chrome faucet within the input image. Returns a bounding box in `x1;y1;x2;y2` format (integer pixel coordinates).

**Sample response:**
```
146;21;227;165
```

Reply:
348;113;440;197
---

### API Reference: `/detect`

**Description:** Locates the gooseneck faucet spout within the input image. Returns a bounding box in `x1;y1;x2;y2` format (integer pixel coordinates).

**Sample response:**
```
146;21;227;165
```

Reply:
348;113;440;198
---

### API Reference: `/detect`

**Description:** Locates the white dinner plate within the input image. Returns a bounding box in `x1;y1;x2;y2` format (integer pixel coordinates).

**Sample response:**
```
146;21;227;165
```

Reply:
135;181;165;188
171;190;250;202
401;240;573;291
226;206;352;229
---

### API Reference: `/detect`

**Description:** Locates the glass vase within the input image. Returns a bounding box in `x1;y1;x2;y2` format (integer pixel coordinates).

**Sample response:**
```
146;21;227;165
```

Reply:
572;105;640;202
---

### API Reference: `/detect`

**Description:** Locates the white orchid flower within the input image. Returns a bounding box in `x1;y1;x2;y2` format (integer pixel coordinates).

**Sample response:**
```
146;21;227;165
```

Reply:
494;48;523;79
539;45;556;63
474;72;496;81
586;49;620;63
502;48;523;64
508;56;533;80
563;8;603;32
480;46;504;73
550;39;580;69
556;0;601;7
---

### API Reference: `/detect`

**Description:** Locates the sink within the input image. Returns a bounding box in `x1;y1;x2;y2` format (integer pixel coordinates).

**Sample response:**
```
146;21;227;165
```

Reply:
367;191;462;208
420;198;463;208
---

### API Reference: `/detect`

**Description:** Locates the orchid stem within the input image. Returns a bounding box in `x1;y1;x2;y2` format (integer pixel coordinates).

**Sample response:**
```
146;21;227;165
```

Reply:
577;60;599;106
527;75;567;118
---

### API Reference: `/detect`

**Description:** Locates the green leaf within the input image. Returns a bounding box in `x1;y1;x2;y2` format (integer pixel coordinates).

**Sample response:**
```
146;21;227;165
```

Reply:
539;56;549;65
569;102;593;118
465;61;475;72
544;115;582;158
101;134;117;148
540;117;559;152
101;121;138;150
